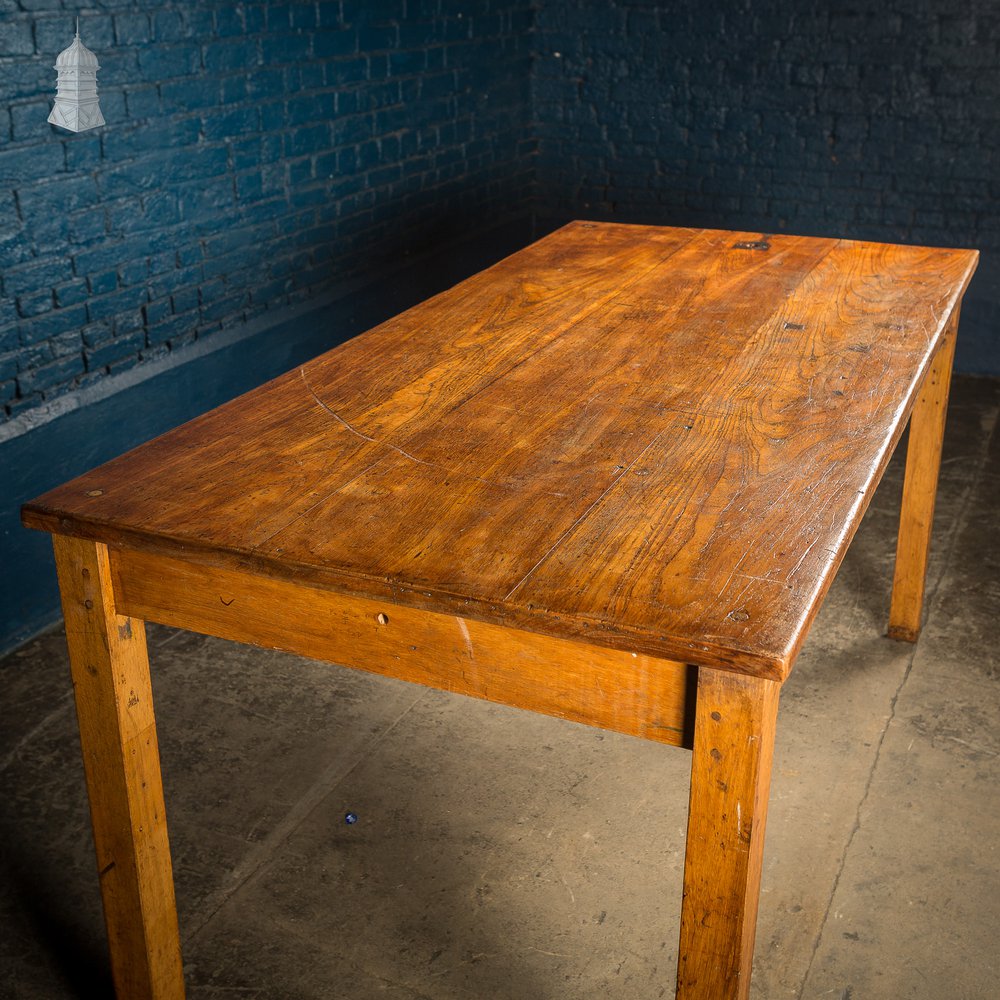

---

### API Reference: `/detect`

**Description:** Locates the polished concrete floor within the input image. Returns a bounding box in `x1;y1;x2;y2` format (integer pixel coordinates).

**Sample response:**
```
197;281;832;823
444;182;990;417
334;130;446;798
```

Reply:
2;374;998;1000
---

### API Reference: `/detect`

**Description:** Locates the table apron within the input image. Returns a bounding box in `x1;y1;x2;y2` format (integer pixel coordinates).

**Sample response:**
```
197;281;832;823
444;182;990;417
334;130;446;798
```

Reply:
109;546;696;749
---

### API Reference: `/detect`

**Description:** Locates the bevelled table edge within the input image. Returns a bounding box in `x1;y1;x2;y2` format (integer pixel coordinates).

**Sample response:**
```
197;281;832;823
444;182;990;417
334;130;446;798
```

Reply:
21;506;792;681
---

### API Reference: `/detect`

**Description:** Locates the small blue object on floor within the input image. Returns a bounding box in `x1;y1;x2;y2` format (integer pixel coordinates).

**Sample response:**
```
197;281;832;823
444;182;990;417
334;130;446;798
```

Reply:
345;812;358;825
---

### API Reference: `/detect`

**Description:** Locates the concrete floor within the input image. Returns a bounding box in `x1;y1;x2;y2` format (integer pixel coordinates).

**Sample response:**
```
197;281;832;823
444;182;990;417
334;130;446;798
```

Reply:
1;374;998;1000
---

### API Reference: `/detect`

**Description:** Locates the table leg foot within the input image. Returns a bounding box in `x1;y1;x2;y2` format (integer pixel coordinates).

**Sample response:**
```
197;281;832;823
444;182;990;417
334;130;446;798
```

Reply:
676;667;780;1000
888;311;959;643
53;535;185;1000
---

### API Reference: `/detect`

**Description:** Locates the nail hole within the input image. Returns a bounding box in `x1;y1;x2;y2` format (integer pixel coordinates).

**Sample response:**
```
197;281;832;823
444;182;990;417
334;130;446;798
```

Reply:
86;489;104;497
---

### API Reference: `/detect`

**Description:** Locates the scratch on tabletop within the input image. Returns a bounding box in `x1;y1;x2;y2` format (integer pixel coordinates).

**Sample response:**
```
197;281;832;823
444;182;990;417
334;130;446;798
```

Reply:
300;368;567;498
786;536;819;581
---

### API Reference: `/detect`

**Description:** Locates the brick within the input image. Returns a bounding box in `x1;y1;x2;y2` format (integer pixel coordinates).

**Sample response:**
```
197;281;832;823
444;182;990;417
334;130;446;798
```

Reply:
326;57;368;85
147;312;194;346
114;310;144;339
214;6;246;37
137;44;200;79
16;289;54;318
221;76;248;104
143;299;171;325
64;135;104;171
5;257;72;297
105;146;230;197
247;66;286;99
170;287;199;314
287;93;336;126
0;143;65;184
88;271;118;296
314;28;357;58
160;78;220;112
234;171;263;203
1;346;19;383
80;322;112;350
125;87;160;119
201;290;249;322
203;40;260;73
68;208;108;245
153;10;185;41
0;18;34;56
177;179;235;222
359;23;398;50
285;124;332;157
202;107;260;140
18;303;88;343
115;13;151;45
16;351;83;395
261;32;312;64
118;257;149;287
49;328;83;358
88;286;147;323
102;118;201;161
84;330;144;371
11;100;54;142
55;280;89;307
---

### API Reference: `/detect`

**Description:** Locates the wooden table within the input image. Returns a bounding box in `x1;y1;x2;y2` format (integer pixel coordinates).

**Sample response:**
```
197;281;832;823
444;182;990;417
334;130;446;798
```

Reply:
22;223;978;999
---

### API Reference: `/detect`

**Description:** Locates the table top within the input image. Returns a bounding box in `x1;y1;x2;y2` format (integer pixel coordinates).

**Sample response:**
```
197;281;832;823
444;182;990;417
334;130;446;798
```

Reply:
24;223;978;680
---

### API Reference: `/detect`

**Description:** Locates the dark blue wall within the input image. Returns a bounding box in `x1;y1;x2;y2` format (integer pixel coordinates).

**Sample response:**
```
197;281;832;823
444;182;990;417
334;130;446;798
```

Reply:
1;1;534;423
533;0;1000;374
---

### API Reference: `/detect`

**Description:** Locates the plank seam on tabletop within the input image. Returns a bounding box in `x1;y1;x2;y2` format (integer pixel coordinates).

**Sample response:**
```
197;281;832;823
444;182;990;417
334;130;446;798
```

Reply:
794;388;1000;999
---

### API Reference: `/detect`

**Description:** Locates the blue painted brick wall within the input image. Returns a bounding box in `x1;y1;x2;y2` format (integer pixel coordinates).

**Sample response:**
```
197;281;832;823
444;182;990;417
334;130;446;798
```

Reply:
0;0;535;422
533;0;1000;373
5;0;1000;423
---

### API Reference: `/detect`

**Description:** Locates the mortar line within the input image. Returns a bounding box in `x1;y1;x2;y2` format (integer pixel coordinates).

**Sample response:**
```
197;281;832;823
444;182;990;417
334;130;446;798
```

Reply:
796;393;999;998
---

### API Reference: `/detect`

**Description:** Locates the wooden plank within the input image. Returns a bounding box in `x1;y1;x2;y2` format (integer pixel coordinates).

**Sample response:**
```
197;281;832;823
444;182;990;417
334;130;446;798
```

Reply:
888;308;959;641
676;667;780;1000
110;546;695;748
53;535;184;1000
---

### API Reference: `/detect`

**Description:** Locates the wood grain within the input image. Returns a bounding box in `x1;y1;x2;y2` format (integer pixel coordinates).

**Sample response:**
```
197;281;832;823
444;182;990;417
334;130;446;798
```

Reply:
110;546;695;747
23;223;978;679
888;308;959;641
676;667;780;1000
52;535;184;1000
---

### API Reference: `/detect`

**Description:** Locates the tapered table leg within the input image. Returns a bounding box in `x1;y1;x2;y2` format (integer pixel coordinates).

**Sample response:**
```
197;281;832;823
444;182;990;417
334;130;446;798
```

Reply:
888;312;959;642
53;535;185;1000
676;667;780;1000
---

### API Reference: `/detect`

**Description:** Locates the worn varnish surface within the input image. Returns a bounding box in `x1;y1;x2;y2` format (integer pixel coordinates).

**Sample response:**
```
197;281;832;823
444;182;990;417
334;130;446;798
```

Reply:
23;223;978;679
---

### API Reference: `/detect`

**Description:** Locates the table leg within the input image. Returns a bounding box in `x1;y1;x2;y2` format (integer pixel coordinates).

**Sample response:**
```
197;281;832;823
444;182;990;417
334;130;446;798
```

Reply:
676;667;780;1000
53;535;185;1000
888;311;959;642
